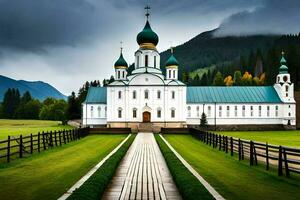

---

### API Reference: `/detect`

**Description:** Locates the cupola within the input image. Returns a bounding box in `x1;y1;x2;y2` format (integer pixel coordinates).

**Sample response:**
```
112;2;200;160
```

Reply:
114;46;128;81
165;47;179;80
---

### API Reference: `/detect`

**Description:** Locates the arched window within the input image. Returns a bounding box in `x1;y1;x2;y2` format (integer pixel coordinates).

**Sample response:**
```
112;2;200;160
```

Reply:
169;70;171;79
157;90;161;99
122;71;125;78
157;108;162;118
171;91;175;99
196;106;200;117
91;106;94;118
171;108;175;118
145;55;148;67
234;106;238;117
144;90;149;99
259;106;262;117
98;106;101;118
219;106;222;117
275;106;279;117
250;106;253;117
173;70;175;78
154;56;156;68
133;108;137;118
118;108;122;118
118;91;122;99
187;106;191;117
242;105;245;117
286;85;289;92
118;71;120;79
226;106;230;117
133;90;137;99
105;106;107;117
208;106;211;117
267;106;270;117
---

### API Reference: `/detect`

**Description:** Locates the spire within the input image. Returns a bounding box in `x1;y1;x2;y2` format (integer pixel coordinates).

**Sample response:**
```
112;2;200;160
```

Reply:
280;50;287;64
145;5;150;20
279;50;288;74
170;46;174;54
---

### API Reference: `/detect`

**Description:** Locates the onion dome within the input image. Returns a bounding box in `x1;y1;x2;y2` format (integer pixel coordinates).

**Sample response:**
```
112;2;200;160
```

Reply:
114;49;128;69
136;20;159;48
279;51;288;74
165;48;179;68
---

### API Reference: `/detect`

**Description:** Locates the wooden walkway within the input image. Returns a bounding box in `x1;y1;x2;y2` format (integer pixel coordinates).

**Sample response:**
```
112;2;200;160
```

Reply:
102;132;181;200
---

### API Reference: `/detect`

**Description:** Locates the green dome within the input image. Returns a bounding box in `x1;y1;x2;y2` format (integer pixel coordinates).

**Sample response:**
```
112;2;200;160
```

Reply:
279;65;288;74
137;20;159;46
114;52;128;68
165;54;179;67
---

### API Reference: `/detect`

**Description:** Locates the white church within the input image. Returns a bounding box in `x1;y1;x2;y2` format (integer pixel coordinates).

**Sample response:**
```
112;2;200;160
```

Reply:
82;10;296;131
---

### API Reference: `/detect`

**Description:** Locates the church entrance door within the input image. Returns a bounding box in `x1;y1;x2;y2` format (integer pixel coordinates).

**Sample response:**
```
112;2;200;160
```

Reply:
143;112;151;122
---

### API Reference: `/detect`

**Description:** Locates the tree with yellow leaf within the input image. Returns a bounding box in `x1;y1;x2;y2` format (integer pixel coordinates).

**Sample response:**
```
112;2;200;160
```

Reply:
224;75;233;86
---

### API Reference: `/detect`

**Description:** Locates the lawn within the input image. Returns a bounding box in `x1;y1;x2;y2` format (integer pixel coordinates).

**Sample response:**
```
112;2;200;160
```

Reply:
0;134;126;200
218;130;300;148
0;119;72;140
165;134;300;200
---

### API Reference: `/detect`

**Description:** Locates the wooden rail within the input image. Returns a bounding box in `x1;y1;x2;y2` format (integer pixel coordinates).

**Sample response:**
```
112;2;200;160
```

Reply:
0;128;89;163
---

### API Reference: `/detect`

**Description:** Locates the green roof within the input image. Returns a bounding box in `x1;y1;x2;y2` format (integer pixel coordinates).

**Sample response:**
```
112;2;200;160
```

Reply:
136;20;159;46
165;54;179;66
114;52;128;67
187;86;282;103
84;87;107;104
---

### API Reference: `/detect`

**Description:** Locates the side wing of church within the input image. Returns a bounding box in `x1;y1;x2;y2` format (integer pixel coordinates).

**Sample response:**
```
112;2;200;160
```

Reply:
82;10;296;131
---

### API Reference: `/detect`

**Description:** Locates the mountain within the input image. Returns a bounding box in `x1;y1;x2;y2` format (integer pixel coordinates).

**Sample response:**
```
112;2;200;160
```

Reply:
0;75;67;101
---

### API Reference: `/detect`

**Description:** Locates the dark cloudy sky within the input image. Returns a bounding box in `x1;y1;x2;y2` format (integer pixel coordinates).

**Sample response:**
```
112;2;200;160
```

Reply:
0;0;299;95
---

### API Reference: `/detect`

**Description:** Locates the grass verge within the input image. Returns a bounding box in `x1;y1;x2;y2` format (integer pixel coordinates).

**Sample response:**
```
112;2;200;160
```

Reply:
0;134;126;200
165;134;300;200
155;134;214;200
67;134;136;200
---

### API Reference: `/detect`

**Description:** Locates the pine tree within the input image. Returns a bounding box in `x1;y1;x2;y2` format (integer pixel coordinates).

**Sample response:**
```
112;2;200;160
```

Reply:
200;112;208;128
213;71;224;86
66;92;81;119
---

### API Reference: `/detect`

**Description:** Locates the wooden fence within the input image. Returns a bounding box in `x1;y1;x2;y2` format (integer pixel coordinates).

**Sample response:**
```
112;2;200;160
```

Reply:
0;128;89;163
190;128;300;177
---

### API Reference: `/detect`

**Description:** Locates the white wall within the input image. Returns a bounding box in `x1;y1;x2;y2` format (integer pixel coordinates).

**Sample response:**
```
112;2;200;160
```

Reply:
82;104;107;125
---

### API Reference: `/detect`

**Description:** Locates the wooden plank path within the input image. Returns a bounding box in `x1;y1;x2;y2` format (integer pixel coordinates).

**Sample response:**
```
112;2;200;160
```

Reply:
102;132;181;200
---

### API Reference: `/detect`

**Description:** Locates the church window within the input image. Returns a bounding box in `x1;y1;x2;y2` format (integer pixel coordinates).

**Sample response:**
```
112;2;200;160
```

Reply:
154;56;156;68
208;106;211;117
173;70;175;78
275;106;279;117
289;112;291;117
157;90;161;99
259;106;262;117
286;85;289;92
171;108;175;118
234;106;238;117
277;77;280;82
267;106;270;117
105;106;107;117
122;71;125;78
133;91;137;99
145;55;148;67
118;91;122;99
242;106;245;117
286;93;288;97
145;90;149;99
250;106;253;117
187;106;191;117
118;108;122;118
219;106;222;117
289;105;291;108
137;56;139;68
226;106;230;117
118;71;120;79
157;108;161;118
98;106;101;118
283;76;288;82
169;70;171;79
91;106;94;118
133;108;137;118
171;91;175;99
197;106;200;117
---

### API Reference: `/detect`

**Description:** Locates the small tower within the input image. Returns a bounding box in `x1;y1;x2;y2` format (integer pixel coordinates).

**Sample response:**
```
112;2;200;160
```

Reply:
165;47;179;80
114;46;128;81
275;51;294;101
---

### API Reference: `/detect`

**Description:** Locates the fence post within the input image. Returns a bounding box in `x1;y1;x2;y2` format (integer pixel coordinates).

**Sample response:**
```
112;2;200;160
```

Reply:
30;133;33;154
206;132;208;144
19;135;23;158
266;142;269;170
7;136;10;163
72;129;75;141
219;135;221;151
222;136;225;151
238;139;241;161
38;132;40;153
278;146;283;176
241;141;244;160
54;131;57;146
230;137;233;156
63;130;66;144
66;130;70;143
50;131;53;147
42;131;46;150
283;148;290;177
225;136;228;153
250;141;253;166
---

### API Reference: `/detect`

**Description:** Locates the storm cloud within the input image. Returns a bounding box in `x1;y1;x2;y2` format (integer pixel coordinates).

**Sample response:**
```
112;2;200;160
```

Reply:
214;0;300;36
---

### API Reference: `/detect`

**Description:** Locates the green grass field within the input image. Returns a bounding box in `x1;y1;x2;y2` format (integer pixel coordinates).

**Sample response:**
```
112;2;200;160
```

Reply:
0;134;126;200
165;134;300;200
218;130;300;148
0;119;72;140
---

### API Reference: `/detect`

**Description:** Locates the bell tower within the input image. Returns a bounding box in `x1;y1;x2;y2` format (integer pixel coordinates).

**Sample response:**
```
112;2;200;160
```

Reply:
114;45;128;81
165;47;179;80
